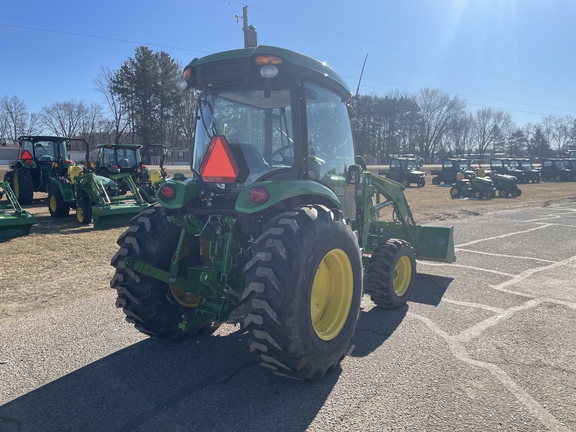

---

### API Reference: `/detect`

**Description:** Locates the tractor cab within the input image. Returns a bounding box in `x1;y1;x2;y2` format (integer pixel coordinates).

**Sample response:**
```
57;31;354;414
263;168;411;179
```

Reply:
95;144;142;176
18;136;74;179
180;46;357;219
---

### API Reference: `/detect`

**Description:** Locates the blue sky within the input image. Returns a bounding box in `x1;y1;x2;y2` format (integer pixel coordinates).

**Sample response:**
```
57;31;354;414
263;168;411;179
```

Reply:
1;0;575;128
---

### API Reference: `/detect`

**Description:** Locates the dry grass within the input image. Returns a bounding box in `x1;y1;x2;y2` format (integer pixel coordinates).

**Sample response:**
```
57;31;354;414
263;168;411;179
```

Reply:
1;165;575;324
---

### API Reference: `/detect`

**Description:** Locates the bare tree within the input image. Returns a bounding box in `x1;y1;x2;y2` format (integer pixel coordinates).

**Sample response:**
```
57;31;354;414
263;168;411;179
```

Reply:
94;66;130;144
39;100;103;150
542;115;574;157
473;108;513;158
415;88;466;162
0;95;39;143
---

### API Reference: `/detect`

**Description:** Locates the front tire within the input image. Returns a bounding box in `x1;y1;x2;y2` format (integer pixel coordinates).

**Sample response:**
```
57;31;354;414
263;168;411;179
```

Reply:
48;188;70;217
110;205;210;339
76;203;92;224
241;205;362;381
450;187;460;198
365;239;416;308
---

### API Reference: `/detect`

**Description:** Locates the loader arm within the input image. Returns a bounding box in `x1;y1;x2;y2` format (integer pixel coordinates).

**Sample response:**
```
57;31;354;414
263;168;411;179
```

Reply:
359;172;455;263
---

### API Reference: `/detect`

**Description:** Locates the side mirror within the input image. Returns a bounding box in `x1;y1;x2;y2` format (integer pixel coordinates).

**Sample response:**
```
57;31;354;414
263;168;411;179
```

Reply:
348;164;360;184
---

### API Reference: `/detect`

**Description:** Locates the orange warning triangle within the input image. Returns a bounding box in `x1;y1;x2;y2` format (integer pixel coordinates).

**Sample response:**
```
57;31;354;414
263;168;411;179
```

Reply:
21;150;34;160
199;135;239;183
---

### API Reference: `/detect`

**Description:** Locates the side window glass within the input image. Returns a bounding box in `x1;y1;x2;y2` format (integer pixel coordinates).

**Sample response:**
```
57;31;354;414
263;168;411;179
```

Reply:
305;83;355;183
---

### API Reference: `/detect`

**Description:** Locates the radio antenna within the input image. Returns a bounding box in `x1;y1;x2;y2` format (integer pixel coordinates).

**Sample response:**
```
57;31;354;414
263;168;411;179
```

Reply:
355;54;369;97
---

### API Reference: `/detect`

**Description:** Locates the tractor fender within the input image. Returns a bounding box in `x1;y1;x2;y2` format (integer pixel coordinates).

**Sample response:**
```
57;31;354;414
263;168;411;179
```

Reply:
47;178;74;202
155;175;203;209
15;159;36;169
235;179;342;214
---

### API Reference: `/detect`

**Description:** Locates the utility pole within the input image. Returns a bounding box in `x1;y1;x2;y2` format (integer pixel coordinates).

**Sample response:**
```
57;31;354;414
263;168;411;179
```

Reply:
241;5;258;48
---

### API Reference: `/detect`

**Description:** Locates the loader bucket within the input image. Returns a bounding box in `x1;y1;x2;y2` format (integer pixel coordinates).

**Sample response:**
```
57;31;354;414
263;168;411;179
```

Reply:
91;202;149;227
415;225;456;263
0;182;36;239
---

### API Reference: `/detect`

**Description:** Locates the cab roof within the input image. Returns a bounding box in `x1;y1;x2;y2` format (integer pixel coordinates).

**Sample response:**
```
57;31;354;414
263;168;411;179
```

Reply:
184;45;352;100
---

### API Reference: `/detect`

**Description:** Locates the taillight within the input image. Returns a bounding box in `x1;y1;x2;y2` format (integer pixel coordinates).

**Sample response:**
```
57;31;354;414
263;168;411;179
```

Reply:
248;186;270;204
159;184;176;200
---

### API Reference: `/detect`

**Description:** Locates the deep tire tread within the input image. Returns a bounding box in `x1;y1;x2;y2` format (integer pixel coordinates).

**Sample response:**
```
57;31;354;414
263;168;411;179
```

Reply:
242;205;362;381
365;239;416;309
110;205;209;339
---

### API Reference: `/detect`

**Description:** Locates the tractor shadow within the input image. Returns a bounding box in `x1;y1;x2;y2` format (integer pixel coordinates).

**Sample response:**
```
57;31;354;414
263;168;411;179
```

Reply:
351;274;453;358
0;326;339;432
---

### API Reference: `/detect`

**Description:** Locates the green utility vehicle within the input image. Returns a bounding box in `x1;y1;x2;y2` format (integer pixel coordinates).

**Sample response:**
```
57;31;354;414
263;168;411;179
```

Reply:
449;171;495;199
378;157;426;187
94;143;169;203
3;136;77;205
514;159;541;183
0;181;36;239
47;140;150;226
489;158;526;183
540;158;573;181
110;45;456;381
431;158;475;185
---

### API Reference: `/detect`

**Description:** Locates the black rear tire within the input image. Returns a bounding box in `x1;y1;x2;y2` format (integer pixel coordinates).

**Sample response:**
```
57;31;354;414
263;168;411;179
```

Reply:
241;205;362;381
365;239;416;308
13;165;34;205
110;205;210;339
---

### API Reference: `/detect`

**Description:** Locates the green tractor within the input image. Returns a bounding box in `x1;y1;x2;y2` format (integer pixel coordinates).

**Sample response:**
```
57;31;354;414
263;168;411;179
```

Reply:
94;143;169;203
3;136;77;205
47;139;150;227
449;170;495;199
491;173;521;197
110;45;456;381
0;181;36;239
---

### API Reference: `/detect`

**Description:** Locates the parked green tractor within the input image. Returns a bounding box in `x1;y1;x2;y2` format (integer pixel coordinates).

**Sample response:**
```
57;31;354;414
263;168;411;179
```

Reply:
489;158;526;183
110;45;455;381
47;140;150;227
0;181;36;239
449;170;495;199
491;173;521;197
94;143;169;203
3;136;77;205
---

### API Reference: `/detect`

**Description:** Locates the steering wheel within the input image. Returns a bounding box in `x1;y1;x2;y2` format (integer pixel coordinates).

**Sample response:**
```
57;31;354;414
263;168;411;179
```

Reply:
271;145;294;163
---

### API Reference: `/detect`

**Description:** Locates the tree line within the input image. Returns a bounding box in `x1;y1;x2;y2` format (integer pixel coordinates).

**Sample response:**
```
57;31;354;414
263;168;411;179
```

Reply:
1;46;575;162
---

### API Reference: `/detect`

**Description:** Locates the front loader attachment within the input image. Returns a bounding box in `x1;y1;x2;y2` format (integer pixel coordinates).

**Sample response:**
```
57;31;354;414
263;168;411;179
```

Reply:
0;182;36;239
92;202;148;227
91;173;149;227
360;172;456;263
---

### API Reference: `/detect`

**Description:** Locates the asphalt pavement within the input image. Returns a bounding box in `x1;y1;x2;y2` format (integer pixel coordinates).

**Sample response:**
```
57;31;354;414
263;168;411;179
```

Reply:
0;201;575;431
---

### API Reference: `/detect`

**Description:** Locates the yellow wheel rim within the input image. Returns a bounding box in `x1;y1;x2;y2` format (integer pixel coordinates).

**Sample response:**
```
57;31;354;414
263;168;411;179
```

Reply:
310;248;353;341
393;255;412;296
49;195;58;212
450;188;458;197
14;174;20;197
76;207;85;223
170;239;200;308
